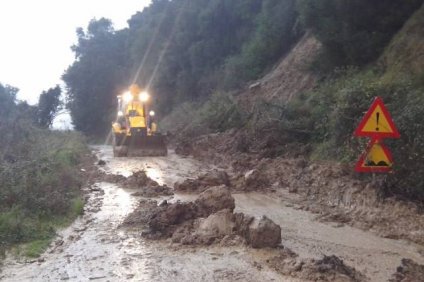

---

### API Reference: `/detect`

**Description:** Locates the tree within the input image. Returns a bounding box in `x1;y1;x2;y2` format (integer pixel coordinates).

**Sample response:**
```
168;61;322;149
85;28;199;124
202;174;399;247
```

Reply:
224;0;299;87
63;18;129;137
0;83;18;119
37;85;62;128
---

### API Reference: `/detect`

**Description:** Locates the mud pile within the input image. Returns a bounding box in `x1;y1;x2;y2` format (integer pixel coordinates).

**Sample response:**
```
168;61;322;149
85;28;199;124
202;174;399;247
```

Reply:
275;161;424;245
100;170;173;197
389;258;424;282
267;251;365;282
123;186;281;248
231;168;271;192
174;167;273;193
174;170;230;193
175;131;424;244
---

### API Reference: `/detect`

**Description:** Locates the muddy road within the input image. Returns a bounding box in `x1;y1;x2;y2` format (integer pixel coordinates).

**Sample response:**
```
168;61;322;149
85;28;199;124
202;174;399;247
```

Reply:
1;146;423;281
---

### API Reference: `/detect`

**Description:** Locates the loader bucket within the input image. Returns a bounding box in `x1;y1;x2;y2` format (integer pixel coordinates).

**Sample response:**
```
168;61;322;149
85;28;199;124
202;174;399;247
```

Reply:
113;133;167;157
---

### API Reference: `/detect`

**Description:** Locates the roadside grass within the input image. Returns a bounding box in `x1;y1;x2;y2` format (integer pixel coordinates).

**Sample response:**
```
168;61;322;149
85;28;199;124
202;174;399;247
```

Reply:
7;199;84;258
0;129;89;258
19;239;51;258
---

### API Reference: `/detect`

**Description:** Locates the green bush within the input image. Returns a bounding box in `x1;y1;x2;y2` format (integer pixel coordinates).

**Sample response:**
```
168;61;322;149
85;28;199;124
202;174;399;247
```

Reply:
161;92;247;136
21;239;51;258
198;91;247;132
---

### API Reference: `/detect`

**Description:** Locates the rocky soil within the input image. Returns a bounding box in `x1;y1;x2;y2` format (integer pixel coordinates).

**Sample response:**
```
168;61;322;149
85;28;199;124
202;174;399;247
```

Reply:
174;131;424;246
100;170;174;197
389;258;424;282
267;250;366;282
123;186;281;249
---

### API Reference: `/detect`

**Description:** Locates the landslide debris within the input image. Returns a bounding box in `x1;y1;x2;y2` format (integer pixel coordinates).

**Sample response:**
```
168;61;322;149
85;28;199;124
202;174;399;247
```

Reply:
246;216;281;248
267;251;366;282
174;170;230;193
174;167;272;193
99;170;173;197
174;131;424;245
122;186;281;248
194;185;234;216
389;258;424;282
231;168;271;192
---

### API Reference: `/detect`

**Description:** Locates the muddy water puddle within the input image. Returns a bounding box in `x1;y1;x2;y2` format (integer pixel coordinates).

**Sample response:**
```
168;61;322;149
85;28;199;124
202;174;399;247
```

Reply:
0;182;146;281
95;146;207;186
234;193;424;281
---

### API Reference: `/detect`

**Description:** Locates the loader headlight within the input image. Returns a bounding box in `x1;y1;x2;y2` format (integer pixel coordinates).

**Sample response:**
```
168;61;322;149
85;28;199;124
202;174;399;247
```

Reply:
139;91;150;102
123;91;133;103
117;111;124;117
149;110;155;117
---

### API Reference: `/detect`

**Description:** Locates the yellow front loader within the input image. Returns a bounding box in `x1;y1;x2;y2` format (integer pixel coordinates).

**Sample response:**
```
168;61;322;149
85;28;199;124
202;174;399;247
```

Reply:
112;84;167;157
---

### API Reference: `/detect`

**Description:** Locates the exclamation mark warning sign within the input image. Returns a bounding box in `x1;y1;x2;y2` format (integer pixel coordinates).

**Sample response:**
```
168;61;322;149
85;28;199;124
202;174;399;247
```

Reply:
354;97;400;138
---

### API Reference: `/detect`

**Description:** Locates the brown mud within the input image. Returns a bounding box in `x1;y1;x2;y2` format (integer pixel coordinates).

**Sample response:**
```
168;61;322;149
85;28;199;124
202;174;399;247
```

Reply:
389;258;424;282
123;186;281;249
1;146;423;281
174;132;424;246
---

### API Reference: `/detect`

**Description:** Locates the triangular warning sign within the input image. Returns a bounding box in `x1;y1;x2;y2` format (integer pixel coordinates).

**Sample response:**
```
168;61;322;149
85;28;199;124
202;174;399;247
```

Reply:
354;97;400;138
355;139;393;173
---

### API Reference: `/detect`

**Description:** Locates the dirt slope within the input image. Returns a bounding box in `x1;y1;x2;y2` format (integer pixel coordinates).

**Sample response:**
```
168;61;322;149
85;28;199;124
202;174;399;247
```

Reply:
250;32;321;103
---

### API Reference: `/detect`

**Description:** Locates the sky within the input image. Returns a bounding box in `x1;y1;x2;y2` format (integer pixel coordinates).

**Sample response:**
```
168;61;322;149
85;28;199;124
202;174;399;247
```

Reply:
0;0;151;106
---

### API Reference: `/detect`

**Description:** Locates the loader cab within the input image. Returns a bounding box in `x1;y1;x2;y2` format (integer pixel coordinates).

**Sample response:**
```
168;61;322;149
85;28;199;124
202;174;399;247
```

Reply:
125;101;147;132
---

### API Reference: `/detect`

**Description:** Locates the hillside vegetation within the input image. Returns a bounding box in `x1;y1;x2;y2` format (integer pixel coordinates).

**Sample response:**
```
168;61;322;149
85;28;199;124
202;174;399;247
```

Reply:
63;0;300;137
282;4;424;201
0;84;87;258
63;0;424;202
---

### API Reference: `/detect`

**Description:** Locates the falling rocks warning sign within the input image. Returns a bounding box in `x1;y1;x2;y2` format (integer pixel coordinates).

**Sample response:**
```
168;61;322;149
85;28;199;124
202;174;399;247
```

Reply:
355;139;393;173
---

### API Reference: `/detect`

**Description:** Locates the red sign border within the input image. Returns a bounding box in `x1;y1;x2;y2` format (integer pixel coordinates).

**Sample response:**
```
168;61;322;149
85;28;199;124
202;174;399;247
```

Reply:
354;97;400;138
355;138;393;173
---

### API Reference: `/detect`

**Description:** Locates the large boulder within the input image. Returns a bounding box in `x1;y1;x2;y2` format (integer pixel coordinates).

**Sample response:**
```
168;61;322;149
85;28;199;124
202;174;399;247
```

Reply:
172;209;236;245
247;216;281;248
195;186;235;217
197;209;236;237
148;201;197;233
